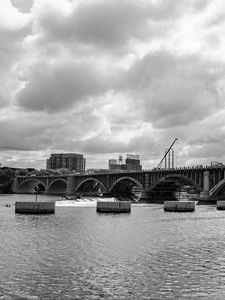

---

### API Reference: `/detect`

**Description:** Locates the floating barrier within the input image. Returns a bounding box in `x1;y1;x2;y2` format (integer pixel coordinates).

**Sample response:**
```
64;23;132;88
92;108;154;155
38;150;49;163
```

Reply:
96;201;131;213
217;201;225;210
15;201;55;214
164;201;195;212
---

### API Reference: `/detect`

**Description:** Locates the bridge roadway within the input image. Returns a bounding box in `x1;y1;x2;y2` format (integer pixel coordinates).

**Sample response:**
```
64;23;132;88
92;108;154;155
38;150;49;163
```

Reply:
12;166;225;201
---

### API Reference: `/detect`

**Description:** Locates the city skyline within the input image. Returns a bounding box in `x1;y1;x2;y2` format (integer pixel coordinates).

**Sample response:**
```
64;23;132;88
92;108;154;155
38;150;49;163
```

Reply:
1;0;225;170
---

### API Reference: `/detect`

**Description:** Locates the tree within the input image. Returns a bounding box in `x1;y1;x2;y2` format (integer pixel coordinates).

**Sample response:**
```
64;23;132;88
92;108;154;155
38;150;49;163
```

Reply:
0;168;16;193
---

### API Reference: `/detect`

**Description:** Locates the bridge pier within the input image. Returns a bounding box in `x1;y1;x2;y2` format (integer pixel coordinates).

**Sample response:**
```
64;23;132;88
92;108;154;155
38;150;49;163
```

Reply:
200;171;210;199
12;178;19;193
66;176;76;196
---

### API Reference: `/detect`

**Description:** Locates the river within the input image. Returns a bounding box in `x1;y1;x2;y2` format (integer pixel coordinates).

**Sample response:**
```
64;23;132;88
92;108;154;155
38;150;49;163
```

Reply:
1;194;225;299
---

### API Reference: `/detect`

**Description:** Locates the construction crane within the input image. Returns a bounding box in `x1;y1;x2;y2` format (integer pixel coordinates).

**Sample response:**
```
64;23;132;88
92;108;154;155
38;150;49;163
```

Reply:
157;138;178;169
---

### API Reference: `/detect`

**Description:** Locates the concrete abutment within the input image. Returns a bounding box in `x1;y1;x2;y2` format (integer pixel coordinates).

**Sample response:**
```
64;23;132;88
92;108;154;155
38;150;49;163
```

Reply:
200;171;210;199
66;176;76;196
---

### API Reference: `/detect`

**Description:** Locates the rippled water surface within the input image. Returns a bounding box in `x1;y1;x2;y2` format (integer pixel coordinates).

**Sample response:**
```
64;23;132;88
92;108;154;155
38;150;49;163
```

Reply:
1;194;225;299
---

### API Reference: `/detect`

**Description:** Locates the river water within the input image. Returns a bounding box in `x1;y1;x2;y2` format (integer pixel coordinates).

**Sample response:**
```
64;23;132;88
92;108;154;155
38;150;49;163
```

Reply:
1;194;225;299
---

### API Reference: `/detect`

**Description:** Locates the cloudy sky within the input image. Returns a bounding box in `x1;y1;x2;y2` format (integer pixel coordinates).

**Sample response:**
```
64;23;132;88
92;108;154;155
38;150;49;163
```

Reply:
0;0;225;169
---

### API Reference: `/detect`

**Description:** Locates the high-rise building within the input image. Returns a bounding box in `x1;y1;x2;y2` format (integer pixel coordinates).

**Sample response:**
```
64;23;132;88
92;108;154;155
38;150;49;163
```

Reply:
46;153;86;173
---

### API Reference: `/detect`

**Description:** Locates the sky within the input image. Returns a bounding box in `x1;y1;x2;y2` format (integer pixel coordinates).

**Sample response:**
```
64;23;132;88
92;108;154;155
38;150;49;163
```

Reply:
0;0;225;170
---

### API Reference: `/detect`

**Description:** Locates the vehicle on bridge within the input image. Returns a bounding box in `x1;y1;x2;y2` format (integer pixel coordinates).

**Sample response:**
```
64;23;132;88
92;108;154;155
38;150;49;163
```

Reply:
211;161;224;168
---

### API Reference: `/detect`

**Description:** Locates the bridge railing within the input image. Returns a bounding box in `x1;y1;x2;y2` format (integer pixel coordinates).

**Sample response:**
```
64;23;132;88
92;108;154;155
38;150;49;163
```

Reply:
16;165;225;179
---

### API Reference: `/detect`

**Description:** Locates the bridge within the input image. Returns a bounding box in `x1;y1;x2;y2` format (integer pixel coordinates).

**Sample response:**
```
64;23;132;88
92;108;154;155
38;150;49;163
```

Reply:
12;166;225;201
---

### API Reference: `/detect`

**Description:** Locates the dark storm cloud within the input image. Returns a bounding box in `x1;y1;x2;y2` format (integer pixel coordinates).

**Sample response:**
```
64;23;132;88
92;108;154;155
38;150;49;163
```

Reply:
36;0;210;50
16;60;112;112
11;0;33;13
0;117;52;151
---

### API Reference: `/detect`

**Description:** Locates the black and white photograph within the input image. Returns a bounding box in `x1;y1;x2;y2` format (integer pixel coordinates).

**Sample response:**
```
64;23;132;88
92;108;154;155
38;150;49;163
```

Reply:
1;0;225;299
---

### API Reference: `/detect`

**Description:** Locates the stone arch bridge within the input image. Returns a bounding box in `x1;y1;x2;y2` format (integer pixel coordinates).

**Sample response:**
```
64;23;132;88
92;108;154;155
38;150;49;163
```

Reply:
12;166;225;200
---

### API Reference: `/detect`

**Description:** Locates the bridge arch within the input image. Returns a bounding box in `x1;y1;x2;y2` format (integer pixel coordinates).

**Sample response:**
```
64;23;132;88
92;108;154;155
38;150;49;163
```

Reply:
109;176;144;199
210;179;225;197
150;174;202;192
19;179;46;194
75;178;106;195
110;177;144;192
48;179;67;195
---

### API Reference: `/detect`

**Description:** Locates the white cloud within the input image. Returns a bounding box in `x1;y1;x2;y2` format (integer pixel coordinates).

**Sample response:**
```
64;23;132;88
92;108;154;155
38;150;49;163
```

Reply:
122;51;225;128
0;0;225;169
0;0;31;108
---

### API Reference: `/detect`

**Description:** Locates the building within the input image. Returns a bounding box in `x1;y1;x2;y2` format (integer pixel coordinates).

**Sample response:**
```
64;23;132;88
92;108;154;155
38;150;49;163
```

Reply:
108;154;142;171
46;153;86;173
108;159;124;171
86;169;110;174
109;158;124;171
125;154;142;171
